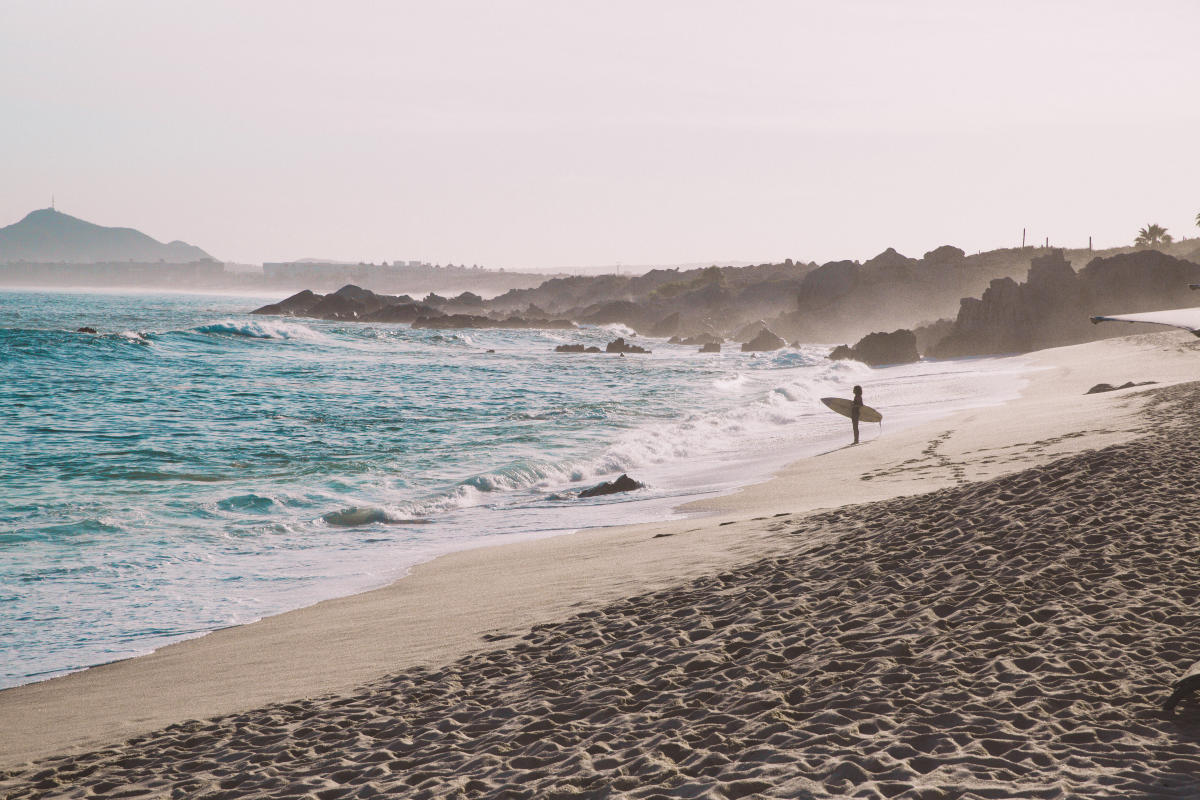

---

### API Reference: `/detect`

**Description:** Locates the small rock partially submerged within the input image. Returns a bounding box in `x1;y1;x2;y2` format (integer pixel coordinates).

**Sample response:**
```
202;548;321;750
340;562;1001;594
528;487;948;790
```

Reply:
76;327;98;334
579;473;644;498
555;344;602;353
1086;381;1157;395
700;342;721;353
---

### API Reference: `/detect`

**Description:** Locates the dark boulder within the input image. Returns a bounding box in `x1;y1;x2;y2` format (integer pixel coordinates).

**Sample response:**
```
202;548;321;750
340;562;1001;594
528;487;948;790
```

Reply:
252;289;322;316
76;326;98;334
828;329;919;366
579;473;644;498
449;291;484;307
699;342;721;353
740;328;786;352
606;337;650;354
555;344;602;353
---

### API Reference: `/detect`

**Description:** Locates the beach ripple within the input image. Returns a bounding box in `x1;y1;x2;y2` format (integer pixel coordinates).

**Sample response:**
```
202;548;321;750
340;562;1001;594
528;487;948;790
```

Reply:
5;383;1200;798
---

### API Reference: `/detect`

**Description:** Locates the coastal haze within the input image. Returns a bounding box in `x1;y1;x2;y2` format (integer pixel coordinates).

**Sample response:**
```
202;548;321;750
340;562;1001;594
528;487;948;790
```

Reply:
2;1;1197;269
4;3;1200;799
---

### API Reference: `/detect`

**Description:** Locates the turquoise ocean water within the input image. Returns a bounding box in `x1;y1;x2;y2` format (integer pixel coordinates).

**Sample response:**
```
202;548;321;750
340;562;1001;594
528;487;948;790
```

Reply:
0;289;1028;688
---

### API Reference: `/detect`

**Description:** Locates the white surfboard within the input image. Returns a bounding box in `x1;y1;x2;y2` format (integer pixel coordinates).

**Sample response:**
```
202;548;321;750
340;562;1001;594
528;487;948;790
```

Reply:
821;397;882;423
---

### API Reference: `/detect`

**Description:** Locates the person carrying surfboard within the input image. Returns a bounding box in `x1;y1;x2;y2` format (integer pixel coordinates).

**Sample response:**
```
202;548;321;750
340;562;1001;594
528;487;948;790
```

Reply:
851;385;863;444
820;390;881;442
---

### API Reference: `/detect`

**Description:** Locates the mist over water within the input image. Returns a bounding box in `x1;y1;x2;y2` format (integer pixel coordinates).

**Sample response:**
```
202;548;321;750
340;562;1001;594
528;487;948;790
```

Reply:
0;289;1027;688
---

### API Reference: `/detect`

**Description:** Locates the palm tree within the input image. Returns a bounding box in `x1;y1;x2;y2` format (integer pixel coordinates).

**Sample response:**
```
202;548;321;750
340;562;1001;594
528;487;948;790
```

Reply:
1134;223;1173;248
1195;211;1200;230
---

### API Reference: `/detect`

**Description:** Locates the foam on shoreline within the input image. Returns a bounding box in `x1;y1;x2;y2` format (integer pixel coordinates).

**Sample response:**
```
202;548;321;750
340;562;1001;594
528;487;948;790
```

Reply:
2;332;1198;795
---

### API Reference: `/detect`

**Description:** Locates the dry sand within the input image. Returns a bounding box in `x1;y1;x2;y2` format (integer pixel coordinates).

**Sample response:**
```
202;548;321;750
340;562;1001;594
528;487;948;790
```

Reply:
3;331;1200;798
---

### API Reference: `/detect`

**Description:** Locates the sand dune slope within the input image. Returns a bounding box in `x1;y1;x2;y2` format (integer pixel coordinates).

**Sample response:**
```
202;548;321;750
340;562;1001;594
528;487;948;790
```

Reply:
4;382;1200;798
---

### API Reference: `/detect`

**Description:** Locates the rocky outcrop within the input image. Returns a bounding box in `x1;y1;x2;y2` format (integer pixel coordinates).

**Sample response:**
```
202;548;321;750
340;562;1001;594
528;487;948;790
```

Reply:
251;289;321;316
253;285;410;321
931;250;1200;358
605;337;650;354
555;344;602;353
253;285;575;329
828;329;919;366
740;328;786;352
699;342;721;353
797;260;859;304
578;473;643;498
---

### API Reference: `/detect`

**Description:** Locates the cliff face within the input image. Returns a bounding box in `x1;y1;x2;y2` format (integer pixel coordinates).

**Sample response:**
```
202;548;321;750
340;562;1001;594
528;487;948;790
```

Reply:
0;208;212;263
931;249;1200;358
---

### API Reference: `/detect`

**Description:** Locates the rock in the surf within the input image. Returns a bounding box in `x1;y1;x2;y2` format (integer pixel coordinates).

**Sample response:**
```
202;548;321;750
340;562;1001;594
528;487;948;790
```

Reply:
828;329;919;366
76;326;98;334
740;328;786;352
605;337;650;354
579;473;644;498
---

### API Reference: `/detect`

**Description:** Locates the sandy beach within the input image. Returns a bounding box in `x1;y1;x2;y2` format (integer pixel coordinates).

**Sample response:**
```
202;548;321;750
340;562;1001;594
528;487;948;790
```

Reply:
3;330;1200;798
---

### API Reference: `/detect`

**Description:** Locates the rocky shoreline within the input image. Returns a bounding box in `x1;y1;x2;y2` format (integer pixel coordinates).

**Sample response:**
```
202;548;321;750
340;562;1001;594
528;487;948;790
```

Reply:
251;246;1200;365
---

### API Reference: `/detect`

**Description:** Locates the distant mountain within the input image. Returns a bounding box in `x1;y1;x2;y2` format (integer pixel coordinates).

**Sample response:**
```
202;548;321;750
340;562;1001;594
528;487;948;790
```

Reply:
0;208;213;263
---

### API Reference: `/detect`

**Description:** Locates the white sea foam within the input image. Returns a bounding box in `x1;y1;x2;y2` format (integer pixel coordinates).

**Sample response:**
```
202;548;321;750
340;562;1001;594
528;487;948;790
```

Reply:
194;319;329;342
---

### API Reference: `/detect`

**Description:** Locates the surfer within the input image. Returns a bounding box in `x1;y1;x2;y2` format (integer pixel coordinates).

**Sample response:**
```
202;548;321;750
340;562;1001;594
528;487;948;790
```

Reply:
851;385;863;444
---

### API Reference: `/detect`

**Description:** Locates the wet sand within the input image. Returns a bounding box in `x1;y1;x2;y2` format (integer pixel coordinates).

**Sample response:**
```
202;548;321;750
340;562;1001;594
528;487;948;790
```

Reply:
3;331;1200;798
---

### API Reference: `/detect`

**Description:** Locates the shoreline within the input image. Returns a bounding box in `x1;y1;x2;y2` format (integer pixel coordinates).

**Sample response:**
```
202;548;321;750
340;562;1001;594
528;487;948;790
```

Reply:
2;331;1198;771
0;342;1025;695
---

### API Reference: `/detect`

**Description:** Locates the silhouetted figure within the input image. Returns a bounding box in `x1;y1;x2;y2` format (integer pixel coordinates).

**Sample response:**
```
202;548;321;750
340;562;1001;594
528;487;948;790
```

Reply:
851;385;863;444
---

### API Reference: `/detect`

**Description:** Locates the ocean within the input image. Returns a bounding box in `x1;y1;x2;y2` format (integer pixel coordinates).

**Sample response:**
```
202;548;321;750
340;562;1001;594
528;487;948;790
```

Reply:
0;289;1028;689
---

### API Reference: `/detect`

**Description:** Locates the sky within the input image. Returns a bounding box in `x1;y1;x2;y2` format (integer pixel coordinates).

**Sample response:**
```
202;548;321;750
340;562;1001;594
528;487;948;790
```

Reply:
1;0;1197;269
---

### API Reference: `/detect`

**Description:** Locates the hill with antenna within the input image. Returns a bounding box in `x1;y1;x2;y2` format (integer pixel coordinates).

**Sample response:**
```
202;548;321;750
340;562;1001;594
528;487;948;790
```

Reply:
0;208;213;263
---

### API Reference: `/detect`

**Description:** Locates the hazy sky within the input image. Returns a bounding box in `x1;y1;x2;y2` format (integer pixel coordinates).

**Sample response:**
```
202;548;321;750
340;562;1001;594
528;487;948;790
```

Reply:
2;1;1197;268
